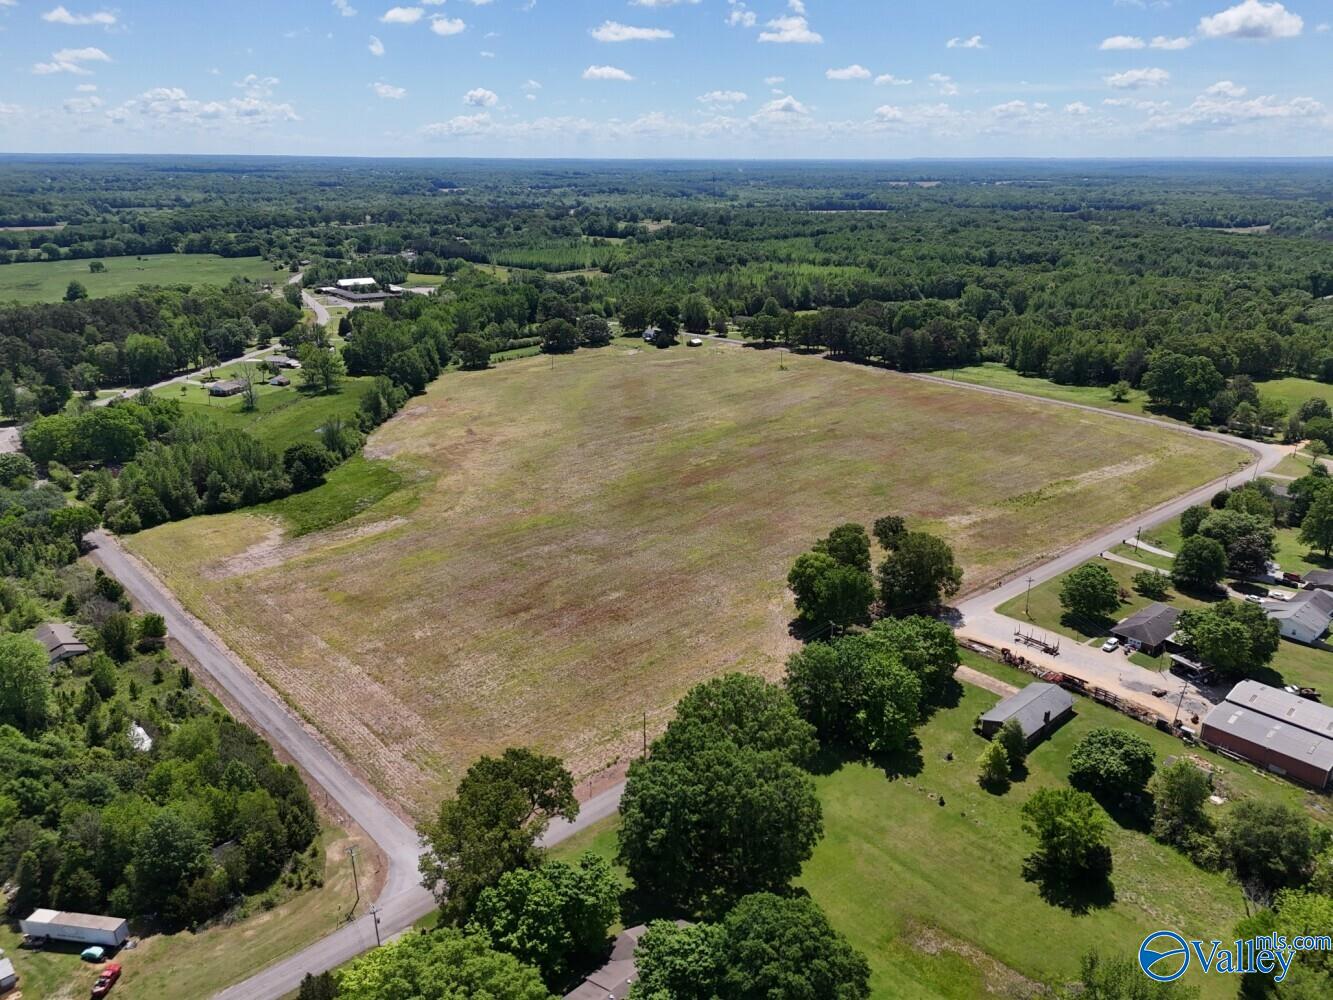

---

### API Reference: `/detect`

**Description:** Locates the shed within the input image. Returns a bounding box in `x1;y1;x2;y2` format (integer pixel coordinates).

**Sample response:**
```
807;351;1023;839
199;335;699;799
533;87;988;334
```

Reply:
268;375;291;387
1264;588;1333;644
1302;569;1333;592
1200;680;1333;789
267;355;301;370
35;622;89;663
0;957;16;992
207;379;246;397
978;682;1074;746
19;909;129;948
1111;602;1180;657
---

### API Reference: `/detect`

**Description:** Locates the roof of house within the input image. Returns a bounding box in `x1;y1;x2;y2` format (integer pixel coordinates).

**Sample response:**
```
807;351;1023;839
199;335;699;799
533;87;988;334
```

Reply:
563;923;676;1000
1264;587;1333;635
209;379;246;392
35;622;88;654
1303;569;1333;586
336;277;377;288
0;956;15;980
1203;702;1333;776
1112;602;1181;647
23;909;127;931
978;682;1074;737
1224;679;1333;741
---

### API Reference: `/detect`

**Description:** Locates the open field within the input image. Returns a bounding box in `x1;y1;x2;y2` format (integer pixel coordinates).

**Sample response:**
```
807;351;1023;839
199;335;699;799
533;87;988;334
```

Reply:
0;253;278;303
126;344;1240;814
175;376;376;454
1254;376;1333;414
552;652;1327;1000
0;824;368;1000
927;364;1158;418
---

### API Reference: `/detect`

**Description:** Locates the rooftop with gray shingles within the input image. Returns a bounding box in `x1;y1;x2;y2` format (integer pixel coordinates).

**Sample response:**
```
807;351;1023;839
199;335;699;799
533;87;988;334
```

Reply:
979;682;1074;739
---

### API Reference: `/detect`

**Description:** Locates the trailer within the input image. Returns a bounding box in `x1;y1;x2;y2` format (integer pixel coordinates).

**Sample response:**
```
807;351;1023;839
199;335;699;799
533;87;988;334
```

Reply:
19;909;129;949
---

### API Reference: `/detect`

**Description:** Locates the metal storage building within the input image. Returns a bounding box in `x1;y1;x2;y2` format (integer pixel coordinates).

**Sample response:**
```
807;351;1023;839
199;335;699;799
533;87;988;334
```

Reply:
1200;680;1333;789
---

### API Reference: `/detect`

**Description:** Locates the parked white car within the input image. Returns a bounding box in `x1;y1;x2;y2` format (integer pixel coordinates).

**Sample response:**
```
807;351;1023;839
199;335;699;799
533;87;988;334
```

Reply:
1101;637;1120;652
688;337;703;347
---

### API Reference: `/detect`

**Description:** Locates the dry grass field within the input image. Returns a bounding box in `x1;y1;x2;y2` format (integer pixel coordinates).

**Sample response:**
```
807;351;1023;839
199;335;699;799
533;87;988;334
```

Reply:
127;344;1242;815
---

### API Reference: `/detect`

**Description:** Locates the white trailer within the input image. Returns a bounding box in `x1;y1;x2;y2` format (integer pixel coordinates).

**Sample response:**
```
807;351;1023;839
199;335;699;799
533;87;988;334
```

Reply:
19;909;129;948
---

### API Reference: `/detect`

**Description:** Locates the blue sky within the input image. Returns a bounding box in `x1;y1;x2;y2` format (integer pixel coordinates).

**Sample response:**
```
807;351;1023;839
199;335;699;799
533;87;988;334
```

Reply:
1;0;1331;157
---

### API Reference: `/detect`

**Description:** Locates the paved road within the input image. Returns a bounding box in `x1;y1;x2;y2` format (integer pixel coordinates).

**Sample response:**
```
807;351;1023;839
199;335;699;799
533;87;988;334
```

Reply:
86;529;625;998
303;288;330;326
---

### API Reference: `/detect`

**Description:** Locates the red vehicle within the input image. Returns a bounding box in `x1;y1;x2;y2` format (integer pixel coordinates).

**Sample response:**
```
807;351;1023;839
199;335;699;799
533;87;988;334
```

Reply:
91;963;121;998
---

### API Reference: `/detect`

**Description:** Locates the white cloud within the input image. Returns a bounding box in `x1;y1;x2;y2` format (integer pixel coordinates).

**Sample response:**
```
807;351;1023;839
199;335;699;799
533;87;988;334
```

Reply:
1150;35;1193;49
1065;101;1092;115
591;21;672;42
1099;35;1145;49
235;74;280;99
0;102;21;119
1317;22;1331;33
1105;66;1170;89
62;94;102;114
875;73;911;86
946;34;985;49
759;15;821;44
826;64;870;81
583;65;634;81
928;73;958;96
42;6;117;26
464;87;498;106
380;6;422;24
726;2;756;29
699;89;747;105
332;0;357;16
106;86;300;130
421;113;493;137
1149;88;1323;129
371;81;406;99
429;16;465;35
764;75;784;85
1198;0;1302;39
368;34;385;55
32;46;110;74
1205;79;1248;96
522;79;541;90
751;94;810;122
75;82;97;91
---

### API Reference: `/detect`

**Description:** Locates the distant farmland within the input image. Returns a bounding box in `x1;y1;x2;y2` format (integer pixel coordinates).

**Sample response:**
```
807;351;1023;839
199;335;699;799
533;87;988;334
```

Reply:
0;253;278;303
128;344;1242;815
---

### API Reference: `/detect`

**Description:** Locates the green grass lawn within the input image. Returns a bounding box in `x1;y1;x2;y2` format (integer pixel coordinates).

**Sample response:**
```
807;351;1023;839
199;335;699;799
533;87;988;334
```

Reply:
927;364;1158;419
0;253;279;304
997;557;1215;643
1269;638;1333;692
1273;525;1333;578
261;454;413;536
175;377;375;454
1109;542;1174;571
1273;452;1324;478
552;651;1328;1000
1253;376;1333;416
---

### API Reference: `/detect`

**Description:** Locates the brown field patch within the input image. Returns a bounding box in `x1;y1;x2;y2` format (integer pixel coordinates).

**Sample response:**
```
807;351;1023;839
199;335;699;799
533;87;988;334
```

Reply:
127;345;1241;815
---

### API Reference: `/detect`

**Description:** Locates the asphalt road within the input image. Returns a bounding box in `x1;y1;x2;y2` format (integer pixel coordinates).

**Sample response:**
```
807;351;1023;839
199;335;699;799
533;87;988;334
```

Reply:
82;343;1293;996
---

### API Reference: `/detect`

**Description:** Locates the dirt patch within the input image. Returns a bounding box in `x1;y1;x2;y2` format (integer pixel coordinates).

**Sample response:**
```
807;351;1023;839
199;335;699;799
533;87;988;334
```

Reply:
204;516;408;579
907;924;1050;999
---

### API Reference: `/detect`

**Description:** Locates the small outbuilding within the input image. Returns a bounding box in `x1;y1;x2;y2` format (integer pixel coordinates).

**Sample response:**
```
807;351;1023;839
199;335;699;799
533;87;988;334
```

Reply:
1302;569;1333;592
0;956;17;993
978;682;1074;746
267;355;301;370
1264;588;1333;645
1111;602;1180;657
207;379;246;398
35;622;89;664
19;909;129;948
268;375;291;387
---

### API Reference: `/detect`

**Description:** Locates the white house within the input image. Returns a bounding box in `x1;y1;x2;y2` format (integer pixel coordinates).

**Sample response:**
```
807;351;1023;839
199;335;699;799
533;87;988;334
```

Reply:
1264;588;1333;645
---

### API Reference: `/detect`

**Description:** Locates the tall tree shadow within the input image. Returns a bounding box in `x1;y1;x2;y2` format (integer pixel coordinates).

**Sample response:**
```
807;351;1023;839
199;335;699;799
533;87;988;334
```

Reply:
1021;850;1116;914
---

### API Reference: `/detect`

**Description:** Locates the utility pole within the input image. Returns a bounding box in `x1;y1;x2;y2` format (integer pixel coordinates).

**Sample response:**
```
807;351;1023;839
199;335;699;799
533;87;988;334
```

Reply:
642;711;647;757
369;904;382;947
348;845;362;917
1134;526;1142;553
1024;576;1035;617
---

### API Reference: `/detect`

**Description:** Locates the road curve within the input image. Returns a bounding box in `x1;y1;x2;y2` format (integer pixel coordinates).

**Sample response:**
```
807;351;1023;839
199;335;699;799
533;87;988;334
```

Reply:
87;529;626;998
86;345;1292;996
